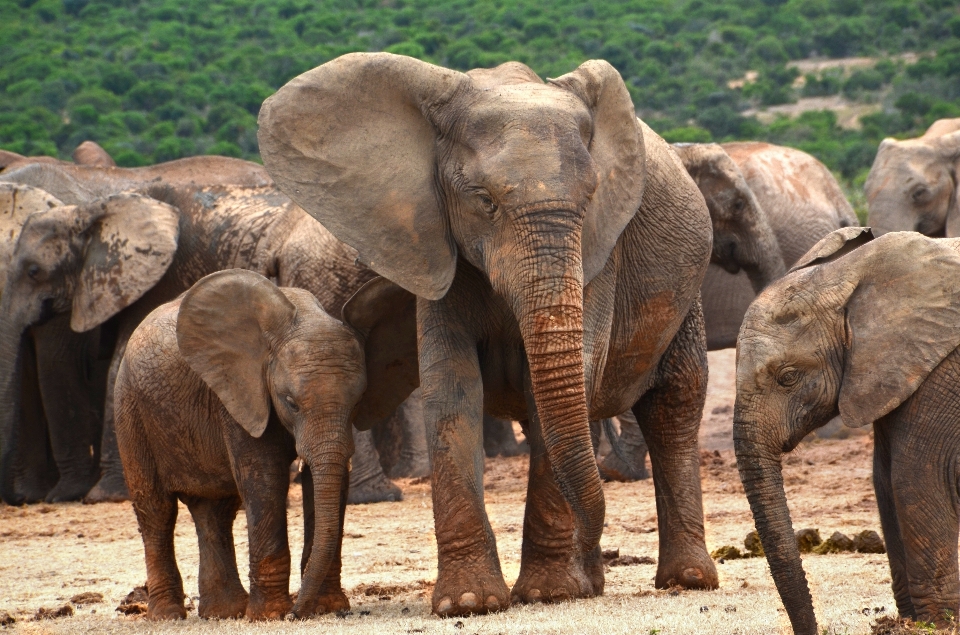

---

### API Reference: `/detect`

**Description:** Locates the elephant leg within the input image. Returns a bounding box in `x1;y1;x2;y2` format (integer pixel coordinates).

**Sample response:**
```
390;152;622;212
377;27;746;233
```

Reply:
889;422;960;625
422;312;509;617
633;302;718;590
389;388;433;478
14;333;58;503
85;335;130;503
483;416;528;458
300;465;350;613
347;428;402;503
512;400;603;605
184;495;248;619
598;410;650;482
34;317;103;503
872;419;914;618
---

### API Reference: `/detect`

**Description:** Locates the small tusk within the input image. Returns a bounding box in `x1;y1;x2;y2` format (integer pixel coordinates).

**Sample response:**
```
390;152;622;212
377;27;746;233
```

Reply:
297;458;304;473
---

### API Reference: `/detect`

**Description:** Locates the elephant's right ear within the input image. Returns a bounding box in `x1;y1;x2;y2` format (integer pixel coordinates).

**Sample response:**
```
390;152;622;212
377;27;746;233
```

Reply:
342;276;419;431
177;270;298;438
834;233;960;427
71;193;180;332
0;183;62;281
787;227;874;273
258;53;470;300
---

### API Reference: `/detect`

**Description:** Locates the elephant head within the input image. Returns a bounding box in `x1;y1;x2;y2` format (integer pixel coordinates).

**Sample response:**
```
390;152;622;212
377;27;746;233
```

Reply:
865;118;960;237
0;192;179;504
0;183;63;290
673;143;785;292
176;270;417;617
258;52;646;553
734;227;960;635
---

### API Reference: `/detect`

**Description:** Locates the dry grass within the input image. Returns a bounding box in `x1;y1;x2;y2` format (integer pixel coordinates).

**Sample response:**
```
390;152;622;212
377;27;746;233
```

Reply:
0;351;908;633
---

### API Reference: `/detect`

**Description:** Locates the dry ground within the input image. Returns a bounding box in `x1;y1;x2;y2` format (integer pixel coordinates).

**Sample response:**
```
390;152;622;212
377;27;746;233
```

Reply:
0;350;901;634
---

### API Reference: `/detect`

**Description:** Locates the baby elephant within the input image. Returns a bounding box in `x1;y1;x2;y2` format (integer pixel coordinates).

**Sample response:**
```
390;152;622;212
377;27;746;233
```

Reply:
115;269;417;620
734;227;960;633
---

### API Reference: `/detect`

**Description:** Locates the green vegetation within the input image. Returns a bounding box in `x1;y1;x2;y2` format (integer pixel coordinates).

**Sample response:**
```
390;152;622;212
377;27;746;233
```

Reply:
2;0;959;192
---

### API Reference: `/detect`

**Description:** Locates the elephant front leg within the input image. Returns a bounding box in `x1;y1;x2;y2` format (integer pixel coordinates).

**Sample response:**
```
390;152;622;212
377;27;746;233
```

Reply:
347;428;402;504
634;303;718;590
85;335;131;503
872;420;914;618
512;410;603;605
421;311;509;617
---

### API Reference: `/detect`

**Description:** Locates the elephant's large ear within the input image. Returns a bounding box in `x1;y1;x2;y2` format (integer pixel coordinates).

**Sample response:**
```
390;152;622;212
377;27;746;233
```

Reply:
549;60;645;282
177;270;298;437
71;193;180;332
342;276;419;431
258;53;469;300
835;232;960;427
0;183;62;281
788;227;874;273
936;131;960;237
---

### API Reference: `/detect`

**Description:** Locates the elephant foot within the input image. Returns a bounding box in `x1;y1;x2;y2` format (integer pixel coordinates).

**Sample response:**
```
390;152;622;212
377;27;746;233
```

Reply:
147;597;187;621
347;476;402;505
389;456;431;479
198;588;248;620
432;561;510;617
291;589;350;617
10;483;47;505
512;544;604;605
246;589;292;621
654;543;718;590
598;452;648;482
45;476;98;503
83;473;130;504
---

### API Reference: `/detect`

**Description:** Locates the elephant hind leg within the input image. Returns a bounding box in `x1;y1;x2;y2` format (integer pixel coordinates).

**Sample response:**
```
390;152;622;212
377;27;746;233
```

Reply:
633;300;717;590
184;495;247;619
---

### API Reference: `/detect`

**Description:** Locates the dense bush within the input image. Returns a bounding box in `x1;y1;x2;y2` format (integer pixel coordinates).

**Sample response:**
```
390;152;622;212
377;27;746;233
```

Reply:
1;0;959;187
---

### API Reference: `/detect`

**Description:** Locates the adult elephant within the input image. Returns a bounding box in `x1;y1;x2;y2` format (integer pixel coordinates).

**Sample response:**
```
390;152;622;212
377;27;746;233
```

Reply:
0;177;379;505
1;141;117;172
734;227;960;632
259;53;718;616
865;118;960;237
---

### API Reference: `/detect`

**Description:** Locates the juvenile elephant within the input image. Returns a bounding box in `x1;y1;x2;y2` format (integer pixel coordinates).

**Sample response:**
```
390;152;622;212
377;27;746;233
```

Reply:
0;179;378;505
684;142;857;350
116;270;417;620
865;118;960;237
260;53;717;615
734;227;960;633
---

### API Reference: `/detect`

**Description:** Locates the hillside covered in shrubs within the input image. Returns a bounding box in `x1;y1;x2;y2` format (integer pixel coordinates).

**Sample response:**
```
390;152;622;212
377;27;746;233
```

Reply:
2;0;959;194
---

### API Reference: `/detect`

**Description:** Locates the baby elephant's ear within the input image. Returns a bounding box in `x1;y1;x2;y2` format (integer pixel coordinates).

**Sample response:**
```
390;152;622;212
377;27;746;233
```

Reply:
836;233;960;427
788;226;874;273
342;277;419;431
177;269;298;438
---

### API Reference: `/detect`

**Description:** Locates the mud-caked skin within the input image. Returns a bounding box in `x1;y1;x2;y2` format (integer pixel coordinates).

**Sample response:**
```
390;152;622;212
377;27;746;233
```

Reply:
0;173;380;506
115;270;417;620
734;227;960;634
259;53;718;617
675;142;858;351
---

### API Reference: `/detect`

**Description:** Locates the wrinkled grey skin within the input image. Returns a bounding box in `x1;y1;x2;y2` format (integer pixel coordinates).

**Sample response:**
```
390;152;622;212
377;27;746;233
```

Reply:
0;174;378;505
735;227;960;633
695;142;857;350
865;118;960;238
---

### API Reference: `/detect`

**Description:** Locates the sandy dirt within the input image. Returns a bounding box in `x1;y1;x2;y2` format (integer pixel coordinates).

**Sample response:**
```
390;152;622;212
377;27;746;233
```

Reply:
0;350;902;634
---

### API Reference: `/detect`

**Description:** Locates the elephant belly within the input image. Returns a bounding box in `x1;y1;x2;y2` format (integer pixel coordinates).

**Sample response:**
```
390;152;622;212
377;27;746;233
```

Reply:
700;265;755;350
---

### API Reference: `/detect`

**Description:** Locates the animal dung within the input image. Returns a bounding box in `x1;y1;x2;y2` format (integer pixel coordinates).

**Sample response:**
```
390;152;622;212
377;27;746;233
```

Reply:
712;528;884;559
602;548;655;566
33;605;73;620
69;592;103;606
710;545;745;560
795;528;822;553
115;584;149;615
744;530;764;557
853;530;886;554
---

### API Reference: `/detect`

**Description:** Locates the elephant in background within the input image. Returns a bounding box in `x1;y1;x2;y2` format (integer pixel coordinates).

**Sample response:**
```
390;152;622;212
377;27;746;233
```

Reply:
735;227;960;633
261;53;717;616
1;140;116;172
865;118;960;237
116;270;418;620
0;172;383;505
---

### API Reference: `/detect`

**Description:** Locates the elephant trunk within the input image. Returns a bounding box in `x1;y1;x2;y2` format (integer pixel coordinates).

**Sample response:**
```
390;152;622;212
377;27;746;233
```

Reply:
0;294;30;505
504;209;603;554
734;410;817;635
290;423;351;618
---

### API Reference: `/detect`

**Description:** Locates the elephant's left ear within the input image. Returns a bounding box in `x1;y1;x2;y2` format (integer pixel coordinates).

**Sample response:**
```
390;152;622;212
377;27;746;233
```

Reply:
788;226;874;273
835;232;960;427
549;60;645;283
342;276;419;431
71;193;180;332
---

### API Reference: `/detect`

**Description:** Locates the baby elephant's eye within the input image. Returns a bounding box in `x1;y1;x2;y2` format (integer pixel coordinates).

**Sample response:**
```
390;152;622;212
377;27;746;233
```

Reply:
776;367;802;388
27;264;41;280
284;395;300;413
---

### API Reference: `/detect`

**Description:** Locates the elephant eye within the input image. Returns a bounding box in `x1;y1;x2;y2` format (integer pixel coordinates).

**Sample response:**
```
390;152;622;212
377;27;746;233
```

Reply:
476;192;498;217
776;367;802;388
284;395;300;413
26;264;41;280
733;198;746;213
912;187;929;203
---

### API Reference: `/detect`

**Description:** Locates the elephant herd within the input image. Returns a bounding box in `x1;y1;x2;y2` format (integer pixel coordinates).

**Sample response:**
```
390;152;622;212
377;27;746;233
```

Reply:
1;52;959;633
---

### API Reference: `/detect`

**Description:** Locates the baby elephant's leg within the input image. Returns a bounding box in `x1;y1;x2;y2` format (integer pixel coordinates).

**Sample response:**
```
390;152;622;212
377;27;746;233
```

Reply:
185;495;248;619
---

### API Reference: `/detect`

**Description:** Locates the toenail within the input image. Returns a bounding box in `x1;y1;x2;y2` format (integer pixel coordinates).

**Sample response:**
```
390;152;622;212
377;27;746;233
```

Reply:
527;589;542;603
459;592;478;609
436;598;453;614
485;595;500;610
